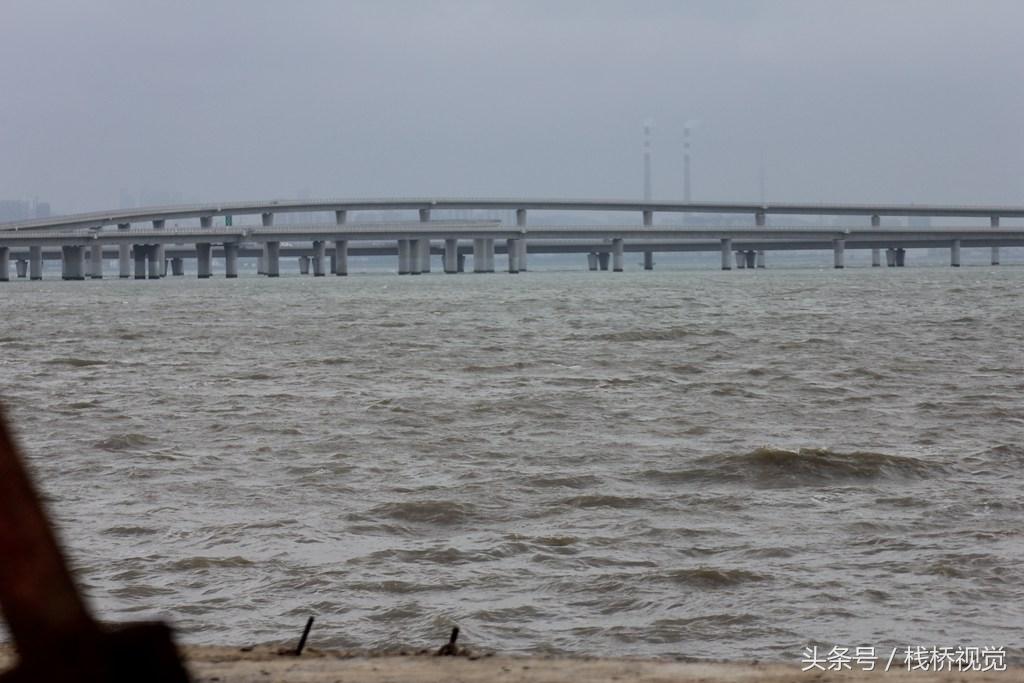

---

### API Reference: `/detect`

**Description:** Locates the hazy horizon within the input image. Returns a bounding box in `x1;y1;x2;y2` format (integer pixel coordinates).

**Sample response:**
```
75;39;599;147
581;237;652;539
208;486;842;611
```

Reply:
2;1;1022;213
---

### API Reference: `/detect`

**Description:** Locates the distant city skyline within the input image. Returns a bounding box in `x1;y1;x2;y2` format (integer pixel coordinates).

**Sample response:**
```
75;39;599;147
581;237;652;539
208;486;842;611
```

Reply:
1;1;1022;213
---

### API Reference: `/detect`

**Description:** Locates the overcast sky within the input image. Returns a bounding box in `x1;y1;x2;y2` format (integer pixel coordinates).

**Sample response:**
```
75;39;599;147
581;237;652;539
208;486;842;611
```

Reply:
1;0;1022;212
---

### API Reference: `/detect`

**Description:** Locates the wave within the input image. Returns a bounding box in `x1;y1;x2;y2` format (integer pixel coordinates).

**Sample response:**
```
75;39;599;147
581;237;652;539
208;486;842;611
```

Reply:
44;357;106;367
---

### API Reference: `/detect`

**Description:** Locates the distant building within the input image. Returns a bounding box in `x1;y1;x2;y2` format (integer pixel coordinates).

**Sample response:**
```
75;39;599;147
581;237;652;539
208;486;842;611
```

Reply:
0;199;52;222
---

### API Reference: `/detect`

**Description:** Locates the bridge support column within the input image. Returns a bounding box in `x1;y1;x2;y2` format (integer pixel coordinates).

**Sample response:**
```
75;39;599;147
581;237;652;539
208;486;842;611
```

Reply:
171;257;184;276
265;241;280;277
444;238;458;274
334;240;348;276
756;250;766;269
117;223;131;278
134;246;147;279
598;252;610;271
872;249;881;267
755;211;766;227
950;239;961;267
643;251;654;270
735;251;745;269
516;209;529;271
587;252;598;271
335;210;347;226
720;238;732;270
261;212;274;227
312;241;325;276
419;239;431;273
147;245;161;279
397;240;410;274
152;220;166;277
642;209;653;227
298;255;310;275
612;238;624;272
473;239;485;273
745;250;756;269
196;243;212;278
517;238;528;272
63;246;85;280
885;249;896;267
29;246;43;280
200;216;213;228
223;242;238;278
257;248;266;275
0;247;8;282
896;249;906;267
485;239;496;272
990;217;1000;265
833;239;845;269
89;244;103;279
409;240;422;275
507;238;520;273
16;259;27;279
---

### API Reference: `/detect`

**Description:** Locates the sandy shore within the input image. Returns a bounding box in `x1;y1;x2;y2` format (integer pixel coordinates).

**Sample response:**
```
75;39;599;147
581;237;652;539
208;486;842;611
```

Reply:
2;645;1014;682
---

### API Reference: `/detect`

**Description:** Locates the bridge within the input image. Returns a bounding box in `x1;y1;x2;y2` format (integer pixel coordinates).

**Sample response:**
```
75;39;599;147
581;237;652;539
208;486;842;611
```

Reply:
0;198;1022;280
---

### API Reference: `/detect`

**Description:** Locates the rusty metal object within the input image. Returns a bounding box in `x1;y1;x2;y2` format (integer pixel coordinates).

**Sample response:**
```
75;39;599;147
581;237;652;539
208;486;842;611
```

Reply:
0;408;190;682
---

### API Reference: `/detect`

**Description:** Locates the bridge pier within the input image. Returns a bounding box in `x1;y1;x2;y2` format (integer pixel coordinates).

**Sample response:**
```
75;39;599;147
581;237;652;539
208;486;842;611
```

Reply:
885;248;896;267
756;250;765;269
643;251;654;270
420;239;432;273
0;247;8;282
134;246;147;279
224;242;239;278
507;238;520;273
485;239;496;272
196;243;212;278
516;209;528;271
298;255;310;275
473;239;485;273
598;252;610;271
171;257;184;276
745;250;756;269
833;239;845;269
409;239;422;275
62;246;85;281
152;220;166;278
334;239;348;276
872;249;881;267
720;238;732;270
587;253;598;271
398;240;411;275
735;251;745;269
265;241;280;277
200;216;213;228
990;217;1000;265
147;245;161;279
117;223;131;278
312;240;325;276
950;239;961;267
896;248;906;267
16;259;27;279
457;253;466;272
444;238;458;274
89;245;103;279
612;238;624;272
29;246;42;280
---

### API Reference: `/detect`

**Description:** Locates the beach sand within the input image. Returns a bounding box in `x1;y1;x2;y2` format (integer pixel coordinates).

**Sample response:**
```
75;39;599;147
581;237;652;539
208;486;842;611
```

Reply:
1;645;1014;682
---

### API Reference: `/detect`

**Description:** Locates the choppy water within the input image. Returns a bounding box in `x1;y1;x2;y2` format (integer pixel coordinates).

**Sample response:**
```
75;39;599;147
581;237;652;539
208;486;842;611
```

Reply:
1;265;1022;662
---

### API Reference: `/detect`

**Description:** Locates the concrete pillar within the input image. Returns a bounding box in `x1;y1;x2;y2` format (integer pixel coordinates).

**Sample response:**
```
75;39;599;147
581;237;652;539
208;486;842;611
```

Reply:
473;239;485;273
643;251;654;270
398;239;411;275
298;255;310;275
332;239;348;275
756;251;766;269
587;252;598;271
147;245;161;279
598;252;610;271
870;216;881;268
152;220;166;275
720;238;732;270
117;223;131;278
409;239;422;275
312;241;325;276
885;248;896;267
745;251;756;269
951;239;961;267
735;251;745;269
419;208;431;223
485;239;496;272
29;246;42;280
507;238;520;273
171;257;184;276
833;239;845;269
444;238;458;274
196;243;212;278
642;209;653;227
329;252;337;274
755;211;766;227
261;212;274;227
896;249;906;267
89;244;103;279
419;240;431;273
517;238;528;272
200;216;213;228
224;242;239;278
457;253;466;273
16;259;27;279
134;246;147;279
60;246;70;280
163;257;170;278
63;246;85;280
606;239;622;270
335;210;348;226
0;247;8;282
990;217;1000;265
265;241;280;277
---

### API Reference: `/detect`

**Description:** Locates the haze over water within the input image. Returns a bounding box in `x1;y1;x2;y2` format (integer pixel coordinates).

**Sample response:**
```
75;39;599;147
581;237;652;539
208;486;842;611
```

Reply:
1;265;1021;661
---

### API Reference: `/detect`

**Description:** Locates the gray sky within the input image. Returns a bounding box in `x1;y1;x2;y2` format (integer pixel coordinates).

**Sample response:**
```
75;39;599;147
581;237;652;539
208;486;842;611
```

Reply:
2;0;1022;212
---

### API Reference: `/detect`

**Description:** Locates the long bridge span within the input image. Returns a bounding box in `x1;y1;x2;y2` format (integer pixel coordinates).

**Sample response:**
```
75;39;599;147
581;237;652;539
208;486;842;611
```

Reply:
1;197;1022;280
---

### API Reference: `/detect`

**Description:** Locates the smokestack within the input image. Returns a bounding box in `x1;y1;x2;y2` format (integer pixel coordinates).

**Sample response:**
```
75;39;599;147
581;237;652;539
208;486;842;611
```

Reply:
643;119;652;201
